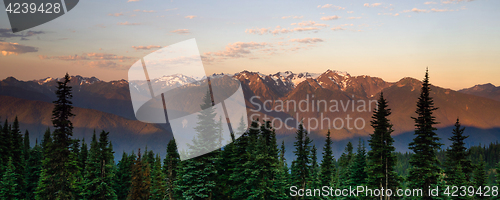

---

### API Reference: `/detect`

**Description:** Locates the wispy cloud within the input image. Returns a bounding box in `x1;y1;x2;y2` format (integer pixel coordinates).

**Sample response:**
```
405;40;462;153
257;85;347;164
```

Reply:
245;25;321;36
108;13;124;17
0;29;44;41
291;21;328;27
185;15;197;19
403;8;429;13
171;29;190;34
132;45;162;50
38;52;133;69
431;8;455;12
134;10;156;13
331;27;346;31
318;4;345;10
290;38;324;43
364;3;382;7
282;16;303;19
320;15;340;21
117;21;141;25
0;42;38;56
127;0;141;2
424;2;438;4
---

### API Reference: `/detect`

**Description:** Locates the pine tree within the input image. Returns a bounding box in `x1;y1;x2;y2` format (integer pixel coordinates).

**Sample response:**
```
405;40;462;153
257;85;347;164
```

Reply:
349;139;367;187
228;120;256;199
10;117;26;197
128;149;149;200
23;130;30;164
115;151;135;200
366;93;401;200
407;69;443;199
36;73;79;199
291;123;313;196
320;130;336;192
175;89;219;200
0;120;6;175
444;118;472;185
309;145;321;193
163;139;180;200
79;138;88;173
338;141;354;190
150;154;167;200
473;155;487;200
0;158;21;199
274;140;291;200
26;140;43;200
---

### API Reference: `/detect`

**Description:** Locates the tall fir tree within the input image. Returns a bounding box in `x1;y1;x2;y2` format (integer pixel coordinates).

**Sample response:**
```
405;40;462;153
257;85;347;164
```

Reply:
115;151;135;200
274;140;291;200
36;73;79;199
128;149;149;200
10;116;26;198
26;140;43;200
444;118;473;185
228;120;256;199
163;139;180;200
473;155;487;200
349;139;367;187
83;131;117;199
291;123;313;199
0;120;6;175
0;158;21;200
79;138;88;174
407;69;443;199
338;141;354;191
175;89;219;200
150;154;167;200
320;130;336;199
309;145;321;193
366;93;401;200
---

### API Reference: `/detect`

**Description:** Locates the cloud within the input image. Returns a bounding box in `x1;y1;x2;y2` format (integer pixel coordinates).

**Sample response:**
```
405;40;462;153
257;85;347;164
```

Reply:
38;52;133;69
347;17;362;19
127;0;141;2
0;29;45;41
134;10;156;13
185;15;197;19
403;8;429;13
290;38;324;43
166;8;178;11
171;29;190;34
364;3;382;7
282;16;303;19
204;41;268;58
320;15;340;21
117;21;141;25
108;13;124;16
424;1;437;4
347;11;354;13
132;45;162;50
291;21;328;27
0;42;38;56
318;4;345;10
331;27;346;31
293;27;320;32
431;8;454;12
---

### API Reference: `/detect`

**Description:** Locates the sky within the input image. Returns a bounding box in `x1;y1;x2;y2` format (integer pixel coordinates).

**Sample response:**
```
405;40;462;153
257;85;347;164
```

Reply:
0;0;499;90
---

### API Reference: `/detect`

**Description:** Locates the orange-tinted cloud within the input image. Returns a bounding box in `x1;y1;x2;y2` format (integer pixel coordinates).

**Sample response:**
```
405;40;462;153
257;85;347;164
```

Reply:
171;29;190;34
185;15;197;19
321;15;340;21
0;42;38;56
132;45;162;50
117;21;141;25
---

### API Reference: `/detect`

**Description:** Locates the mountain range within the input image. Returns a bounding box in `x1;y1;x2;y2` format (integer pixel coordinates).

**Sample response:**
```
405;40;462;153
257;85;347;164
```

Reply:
1;70;499;159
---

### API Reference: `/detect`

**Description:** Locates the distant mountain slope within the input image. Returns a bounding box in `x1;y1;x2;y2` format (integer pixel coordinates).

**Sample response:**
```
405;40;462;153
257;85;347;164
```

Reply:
459;83;500;102
0;95;172;159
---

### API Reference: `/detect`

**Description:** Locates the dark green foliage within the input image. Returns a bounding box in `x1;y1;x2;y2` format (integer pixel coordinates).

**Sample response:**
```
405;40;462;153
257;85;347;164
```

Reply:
366;93;401;199
128;149;149;200
337;141;354;192
163;139;180;200
25;141;42;200
473;156;488;199
83;131;117;199
0;158;21;200
444;118;473;185
291;123;313;193
320;130;336;200
79;138;88;173
115;151;135;200
10;117;26;197
150;154;166;200
407;69;443;199
36;73;79;199
349;139;367;187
